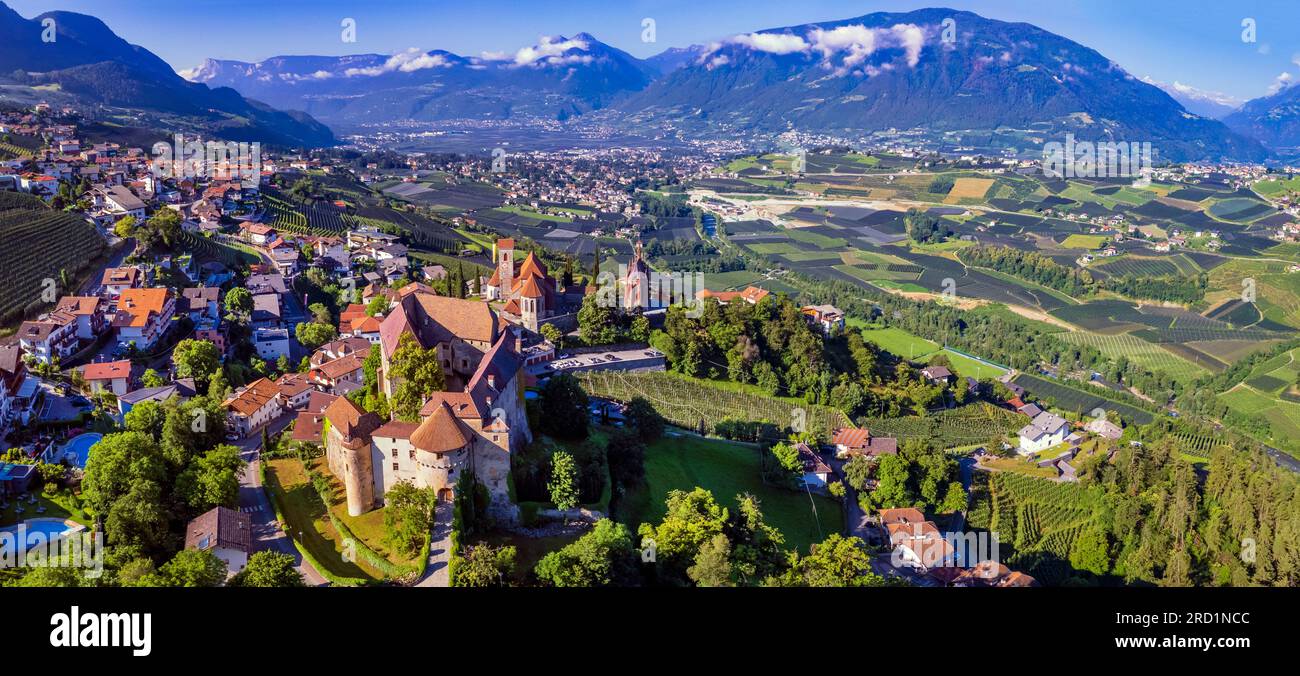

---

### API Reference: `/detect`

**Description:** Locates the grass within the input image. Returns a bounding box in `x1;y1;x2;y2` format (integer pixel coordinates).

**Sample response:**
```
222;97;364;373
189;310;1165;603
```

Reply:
312;457;420;567
0;489;92;528
941;348;1008;380
264;458;383;581
1061;234;1109;249
855;325;941;360
620;432;842;554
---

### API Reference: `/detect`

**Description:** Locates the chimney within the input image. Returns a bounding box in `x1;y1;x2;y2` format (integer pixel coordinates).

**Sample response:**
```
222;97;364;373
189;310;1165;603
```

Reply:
487;374;496;389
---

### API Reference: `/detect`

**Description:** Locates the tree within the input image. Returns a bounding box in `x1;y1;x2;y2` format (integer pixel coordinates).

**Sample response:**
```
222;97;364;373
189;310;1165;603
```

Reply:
365;295;389;317
637;488;729;580
295;322;338;351
455;544;516;587
388;333;446;421
123;400;167;437
147;208;183;248
299;303;328;326
768;441;803;486
623;396;664;443
687;533;734;587
112;214;136;239
547;450;580;511
771;534;884;587
534;519;639;587
175;445;246;512
228;551;306;587
224;287;253;317
172;339;222;388
938;481;968;514
577;294;618;345
383;481;437;558
538;373;588;439
140;368;165;388
605;429;646;492
149;548;227;587
629;314;651;342
1070;526;1112;576
844;455;872;492
538;322;564;349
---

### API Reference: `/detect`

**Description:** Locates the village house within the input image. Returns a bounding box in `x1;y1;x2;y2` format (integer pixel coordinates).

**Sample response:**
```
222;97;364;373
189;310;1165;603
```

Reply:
289;391;340;444
832;427;899;459
1018;411;1070;454
100;266;142;298
801;304;845;333
184;506;251;579
180;287;222;326
113;287;175;351
54;296;106;341
81;359;133;397
223;377;285;438
17;311;78;364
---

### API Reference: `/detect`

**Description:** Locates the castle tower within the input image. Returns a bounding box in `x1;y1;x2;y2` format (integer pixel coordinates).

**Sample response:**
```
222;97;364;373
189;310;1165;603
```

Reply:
496;238;515;297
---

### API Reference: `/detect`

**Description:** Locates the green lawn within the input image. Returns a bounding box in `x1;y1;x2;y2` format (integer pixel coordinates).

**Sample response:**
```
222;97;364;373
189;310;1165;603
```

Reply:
1061;234;1109;250
621;433;842;554
264;458;383;581
855;325;941;360
0;489;92;528
941;348;1008;380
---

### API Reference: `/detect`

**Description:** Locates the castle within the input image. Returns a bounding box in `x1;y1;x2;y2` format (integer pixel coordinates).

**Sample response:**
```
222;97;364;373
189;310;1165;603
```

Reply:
484;238;560;332
322;285;529;522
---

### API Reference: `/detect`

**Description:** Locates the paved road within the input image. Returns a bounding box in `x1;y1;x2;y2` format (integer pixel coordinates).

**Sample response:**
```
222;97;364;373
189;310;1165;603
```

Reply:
234;413;328;586
415;501;452;588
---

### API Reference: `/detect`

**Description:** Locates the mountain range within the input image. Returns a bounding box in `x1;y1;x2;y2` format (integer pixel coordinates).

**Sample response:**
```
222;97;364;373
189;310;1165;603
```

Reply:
0;1;333;147
184;9;1280;161
7;3;1300;160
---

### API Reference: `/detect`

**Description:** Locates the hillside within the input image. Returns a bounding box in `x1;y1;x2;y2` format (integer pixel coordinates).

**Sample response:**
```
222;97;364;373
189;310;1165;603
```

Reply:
0;2;334;147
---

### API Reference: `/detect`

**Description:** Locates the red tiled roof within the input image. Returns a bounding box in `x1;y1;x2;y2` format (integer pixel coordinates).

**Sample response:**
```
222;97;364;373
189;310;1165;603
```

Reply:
82;359;131;381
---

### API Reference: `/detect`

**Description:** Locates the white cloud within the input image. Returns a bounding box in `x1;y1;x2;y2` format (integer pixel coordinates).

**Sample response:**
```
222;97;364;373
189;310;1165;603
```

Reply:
809;25;877;70
730;32;809;55
890;23;924;68
511;36;590;66
1268;71;1294;95
701;22;928;74
344;48;453;77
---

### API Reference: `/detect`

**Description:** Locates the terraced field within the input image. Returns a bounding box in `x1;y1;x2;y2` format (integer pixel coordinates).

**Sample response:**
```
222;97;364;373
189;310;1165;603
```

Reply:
0;197;107;326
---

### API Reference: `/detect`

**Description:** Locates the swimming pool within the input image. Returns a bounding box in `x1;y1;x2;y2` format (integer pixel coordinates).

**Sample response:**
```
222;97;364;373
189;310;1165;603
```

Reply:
0;517;84;554
64;433;102;469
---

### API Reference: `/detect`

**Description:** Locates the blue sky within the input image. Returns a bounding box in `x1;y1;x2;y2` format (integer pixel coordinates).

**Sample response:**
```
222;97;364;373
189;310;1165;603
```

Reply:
9;0;1300;102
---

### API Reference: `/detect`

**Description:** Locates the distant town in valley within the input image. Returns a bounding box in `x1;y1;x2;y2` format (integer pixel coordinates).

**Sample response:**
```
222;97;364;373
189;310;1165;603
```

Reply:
2;1;1300;595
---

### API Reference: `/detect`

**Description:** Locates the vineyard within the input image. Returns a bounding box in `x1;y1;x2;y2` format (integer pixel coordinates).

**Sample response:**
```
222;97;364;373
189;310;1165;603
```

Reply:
263;189;349;236
575;369;851;440
856;403;1022;448
0;201;106;326
966;472;1104;585
178;231;259;267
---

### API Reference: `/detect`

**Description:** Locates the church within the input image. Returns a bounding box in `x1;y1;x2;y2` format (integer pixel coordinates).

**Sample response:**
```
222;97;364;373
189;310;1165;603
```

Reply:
484;238;561;332
321;285;529;522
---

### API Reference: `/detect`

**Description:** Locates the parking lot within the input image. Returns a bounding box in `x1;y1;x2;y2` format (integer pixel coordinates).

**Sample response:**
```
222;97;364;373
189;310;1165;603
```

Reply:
529;347;666;377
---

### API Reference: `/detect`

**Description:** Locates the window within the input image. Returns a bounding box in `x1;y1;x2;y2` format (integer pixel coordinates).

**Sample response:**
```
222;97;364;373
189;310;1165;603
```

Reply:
409;450;415;460
391;449;397;458
392;462;399;471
